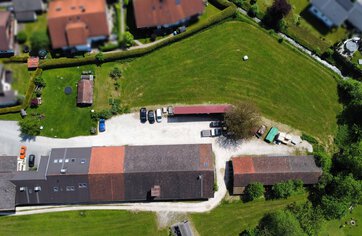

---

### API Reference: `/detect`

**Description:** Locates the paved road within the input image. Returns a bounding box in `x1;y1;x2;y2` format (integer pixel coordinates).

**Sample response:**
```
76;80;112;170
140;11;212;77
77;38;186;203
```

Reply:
0;113;309;215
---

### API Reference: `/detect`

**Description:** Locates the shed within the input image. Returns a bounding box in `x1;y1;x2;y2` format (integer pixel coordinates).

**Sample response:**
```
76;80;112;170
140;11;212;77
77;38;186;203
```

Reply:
232;155;322;194
172;105;231;115
265;127;278;143
77;79;93;106
27;57;39;70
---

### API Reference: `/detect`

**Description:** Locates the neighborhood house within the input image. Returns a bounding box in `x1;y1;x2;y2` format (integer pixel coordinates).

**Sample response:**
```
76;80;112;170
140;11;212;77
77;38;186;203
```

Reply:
47;0;110;51
12;0;46;22
0;11;14;51
310;0;362;31
77;79;93;106
133;0;205;29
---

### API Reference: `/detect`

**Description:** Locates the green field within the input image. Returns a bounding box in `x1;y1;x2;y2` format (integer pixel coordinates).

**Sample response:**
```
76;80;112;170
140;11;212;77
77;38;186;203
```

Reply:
0;210;166;236
1;19;342;139
191;194;307;236
121;20;341;140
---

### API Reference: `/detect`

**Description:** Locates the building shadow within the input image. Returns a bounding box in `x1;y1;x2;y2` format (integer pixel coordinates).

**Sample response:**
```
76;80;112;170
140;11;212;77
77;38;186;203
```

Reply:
224;161;233;195
300;5;333;36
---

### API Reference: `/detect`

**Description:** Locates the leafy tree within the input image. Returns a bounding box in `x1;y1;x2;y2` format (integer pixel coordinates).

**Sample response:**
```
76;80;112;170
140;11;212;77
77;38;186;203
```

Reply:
244;182;264;202
95;52;105;64
19;118;41;136
255;210;304;236
224;102;261;140
34;77;46;88
30;31;49;52
314;151;332;173
287;202;325;236
17;31;27;44
271;180;294;199
334;143;362;179
248;4;259;17
121;31;134;48
262;0;291;30
320;195;350;220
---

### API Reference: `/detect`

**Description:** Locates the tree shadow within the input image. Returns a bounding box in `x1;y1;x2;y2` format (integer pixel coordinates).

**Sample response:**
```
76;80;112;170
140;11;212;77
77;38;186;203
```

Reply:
19;133;36;142
167;114;223;123
216;135;242;151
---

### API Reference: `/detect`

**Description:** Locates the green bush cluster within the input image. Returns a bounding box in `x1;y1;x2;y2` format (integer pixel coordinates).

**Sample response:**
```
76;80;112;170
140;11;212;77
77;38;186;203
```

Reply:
271;179;304;199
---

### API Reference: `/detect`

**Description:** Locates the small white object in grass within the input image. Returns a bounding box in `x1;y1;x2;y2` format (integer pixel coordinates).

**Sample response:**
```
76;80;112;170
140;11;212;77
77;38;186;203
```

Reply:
243;55;249;61
358;59;362;65
91;109;95;113
40;126;44;130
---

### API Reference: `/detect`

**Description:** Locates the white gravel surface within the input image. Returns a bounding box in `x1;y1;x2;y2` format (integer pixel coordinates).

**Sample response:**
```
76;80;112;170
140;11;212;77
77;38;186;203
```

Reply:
0;113;310;215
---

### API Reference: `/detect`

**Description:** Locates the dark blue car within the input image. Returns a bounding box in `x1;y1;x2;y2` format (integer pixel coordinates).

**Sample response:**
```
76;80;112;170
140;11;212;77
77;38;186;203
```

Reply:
99;119;106;132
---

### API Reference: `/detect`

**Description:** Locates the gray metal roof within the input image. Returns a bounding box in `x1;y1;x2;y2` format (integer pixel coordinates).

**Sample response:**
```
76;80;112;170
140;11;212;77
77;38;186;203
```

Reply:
124;144;213;173
312;0;362;30
47;147;92;176
12;0;44;13
171;221;194;236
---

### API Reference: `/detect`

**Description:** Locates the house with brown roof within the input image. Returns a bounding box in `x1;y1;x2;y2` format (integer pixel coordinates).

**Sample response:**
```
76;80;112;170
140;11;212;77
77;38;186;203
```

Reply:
47;0;110;51
0;11;14;51
77;79;93;106
231;155;322;194
8;144;214;208
133;0;205;29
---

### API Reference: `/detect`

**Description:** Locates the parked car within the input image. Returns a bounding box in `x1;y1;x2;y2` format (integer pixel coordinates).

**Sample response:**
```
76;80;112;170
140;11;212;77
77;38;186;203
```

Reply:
210;121;224;128
201;128;222;137
23;45;30;53
99;119;106;132
148;110;155;124
256;125;266;138
173;26;186;36
140;107;147;123
28;154;35;168
156;109;162;123
19;146;27;159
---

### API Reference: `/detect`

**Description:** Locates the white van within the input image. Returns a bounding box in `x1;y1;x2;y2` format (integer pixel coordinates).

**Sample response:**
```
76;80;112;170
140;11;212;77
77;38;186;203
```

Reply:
156;109;162;123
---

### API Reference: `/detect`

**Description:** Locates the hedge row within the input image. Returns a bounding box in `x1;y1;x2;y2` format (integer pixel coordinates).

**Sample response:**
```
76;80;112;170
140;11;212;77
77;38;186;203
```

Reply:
0;68;42;114
2;55;29;63
39;3;237;69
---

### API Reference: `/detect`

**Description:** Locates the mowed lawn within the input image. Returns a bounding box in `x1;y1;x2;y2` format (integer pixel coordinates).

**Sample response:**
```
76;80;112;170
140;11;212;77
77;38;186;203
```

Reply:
190;194;307;236
121;21;341;140
0;210;166;236
34;65;96;138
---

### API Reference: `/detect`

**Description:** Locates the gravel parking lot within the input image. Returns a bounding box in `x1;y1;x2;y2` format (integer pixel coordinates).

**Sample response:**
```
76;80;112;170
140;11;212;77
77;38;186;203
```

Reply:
0;113;311;214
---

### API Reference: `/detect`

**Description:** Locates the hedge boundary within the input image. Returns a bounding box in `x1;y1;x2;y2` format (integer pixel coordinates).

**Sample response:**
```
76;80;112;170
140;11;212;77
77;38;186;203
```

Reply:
39;2;237;69
0;68;42;114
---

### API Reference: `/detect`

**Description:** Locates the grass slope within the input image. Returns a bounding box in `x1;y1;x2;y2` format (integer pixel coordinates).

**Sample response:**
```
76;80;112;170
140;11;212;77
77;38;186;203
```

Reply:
190;194;307;236
0;210;166;236
121;20;341;140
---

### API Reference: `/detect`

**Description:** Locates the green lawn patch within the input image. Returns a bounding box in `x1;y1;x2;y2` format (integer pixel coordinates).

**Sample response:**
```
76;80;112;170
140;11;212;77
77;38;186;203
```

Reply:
120;20;341;141
0;210;166;236
190;194;307;236
32;65;96;138
22;14;48;42
320;205;362;236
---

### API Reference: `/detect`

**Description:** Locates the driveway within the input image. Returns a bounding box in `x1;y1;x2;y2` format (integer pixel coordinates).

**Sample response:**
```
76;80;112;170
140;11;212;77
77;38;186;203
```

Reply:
0;113;310;215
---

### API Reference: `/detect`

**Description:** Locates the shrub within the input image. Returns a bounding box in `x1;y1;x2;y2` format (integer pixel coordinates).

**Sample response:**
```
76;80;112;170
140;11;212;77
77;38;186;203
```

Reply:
244;182;264;202
34;76;46;88
109;67;122;80
17;31;27;44
18;117;41;136
248;4;259;17
120;31;135;48
95;52;105;64
301;133;318;144
278;37;284;43
314;151;332;172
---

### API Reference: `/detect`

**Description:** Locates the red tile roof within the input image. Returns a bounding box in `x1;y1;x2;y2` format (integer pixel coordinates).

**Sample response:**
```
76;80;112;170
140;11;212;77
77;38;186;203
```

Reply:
133;0;205;28
89;146;125;174
47;0;109;49
0;11;11;50
232;156;322;187
173;105;232;115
